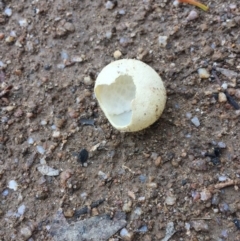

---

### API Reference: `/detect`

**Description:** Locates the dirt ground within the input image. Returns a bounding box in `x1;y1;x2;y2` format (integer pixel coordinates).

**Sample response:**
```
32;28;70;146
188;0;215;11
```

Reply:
1;0;240;240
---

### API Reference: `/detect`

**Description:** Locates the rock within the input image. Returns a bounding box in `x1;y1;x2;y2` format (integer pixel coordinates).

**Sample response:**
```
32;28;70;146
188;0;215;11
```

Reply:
52;131;61;138
120;228;134;241
37;165;59;176
158;36;168;47
191;220;209;232
218;92;227;103
105;1;116;10
122;201;132;213
235;89;240;99
8;180;18;191
113;50;122;59
60;169;73;188
212;51;224;61
186;10;198;21
191;116;200;127
198;68;210;79
64;209;74;218
83;76;93;85
190;159;207;171
200;188;212;201
20;226;33;240
155;156;161;167
64;22;75;32
165;194;177;205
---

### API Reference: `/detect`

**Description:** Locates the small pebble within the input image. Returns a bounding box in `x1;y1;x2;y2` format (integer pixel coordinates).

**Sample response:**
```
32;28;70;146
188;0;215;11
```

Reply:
191;116;200;127
105;31;112;39
218;142;226;148
137;225;148;233
200;188;212;201
98;171;108;180
120;228;134;241
18;204;26;215
8;180;18;191
187;10;198;21
27;137;34;145
105;1;116;9
218;92;227;103
190;159;207;171
139;175;147;183
221;82;228;90
4;8;12;16
218;175;227;182
83;76;93;85
235;89;240;99
119;37;130;47
165;195;177;205
186;112;192;119
158;36;168;47
113;50;122;59
20;226;32;239
52;131;61;138
36;145;45;155
198;68;210;79
122;201;132;213
19;19;28;27
191;220;209;232
2;189;9;196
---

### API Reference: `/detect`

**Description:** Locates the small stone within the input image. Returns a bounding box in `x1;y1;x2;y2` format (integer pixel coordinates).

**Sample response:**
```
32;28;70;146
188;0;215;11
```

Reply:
19;19;28;27
120;228;134;241
83;76;93;85
155;156;161;167
36;145;45;155
105;1;116;9
212;51;223;61
218;142;226;148
146;182;157;188
113;50;122;59
64;22;75;32
165;194;177;205
221;82;228;90
128;190;136;200
234;89;240;99
5;36;15;44
218;92;227;103
186;10;198;21
8;180;18;191
191;220;209;232
200;188;212;201
60;169;73;188
52;131;61;138
191;116;200;127
198;68;210;79
64;209;74;218
20;226;32;239
122;201;132;213
4;8;12;16
158;36;168;47
190;159;207;171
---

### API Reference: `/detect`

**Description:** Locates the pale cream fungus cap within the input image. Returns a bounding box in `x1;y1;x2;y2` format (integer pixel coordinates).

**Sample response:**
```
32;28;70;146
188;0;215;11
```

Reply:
94;59;166;132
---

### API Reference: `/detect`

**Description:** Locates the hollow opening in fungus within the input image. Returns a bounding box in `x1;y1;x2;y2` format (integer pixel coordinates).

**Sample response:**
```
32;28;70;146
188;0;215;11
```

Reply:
96;74;136;127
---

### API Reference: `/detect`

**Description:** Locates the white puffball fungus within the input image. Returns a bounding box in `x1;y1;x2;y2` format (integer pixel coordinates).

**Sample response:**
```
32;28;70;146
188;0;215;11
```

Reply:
94;59;166;132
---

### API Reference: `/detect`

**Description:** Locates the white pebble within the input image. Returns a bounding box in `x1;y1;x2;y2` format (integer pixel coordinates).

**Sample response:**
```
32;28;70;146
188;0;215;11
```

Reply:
191;116;200;127
165;195;176;205
40;120;47;125
19;19;28;27
198;68;210;79
98;171;108;180
158;36;168;47
218;142;226;148
221;82;228;90
187;10;199;21
105;31;112;39
27;137;34;145
4;8;12;16
18;204;26;215
105;1;115;9
8;180;18;191
52;131;61;138
186;112;192;119
36;145;45;155
218;176;227;182
173;0;180;7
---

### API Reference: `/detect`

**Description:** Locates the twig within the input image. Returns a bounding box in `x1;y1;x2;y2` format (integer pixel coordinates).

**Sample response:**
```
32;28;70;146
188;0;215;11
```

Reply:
214;180;238;189
122;165;135;174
